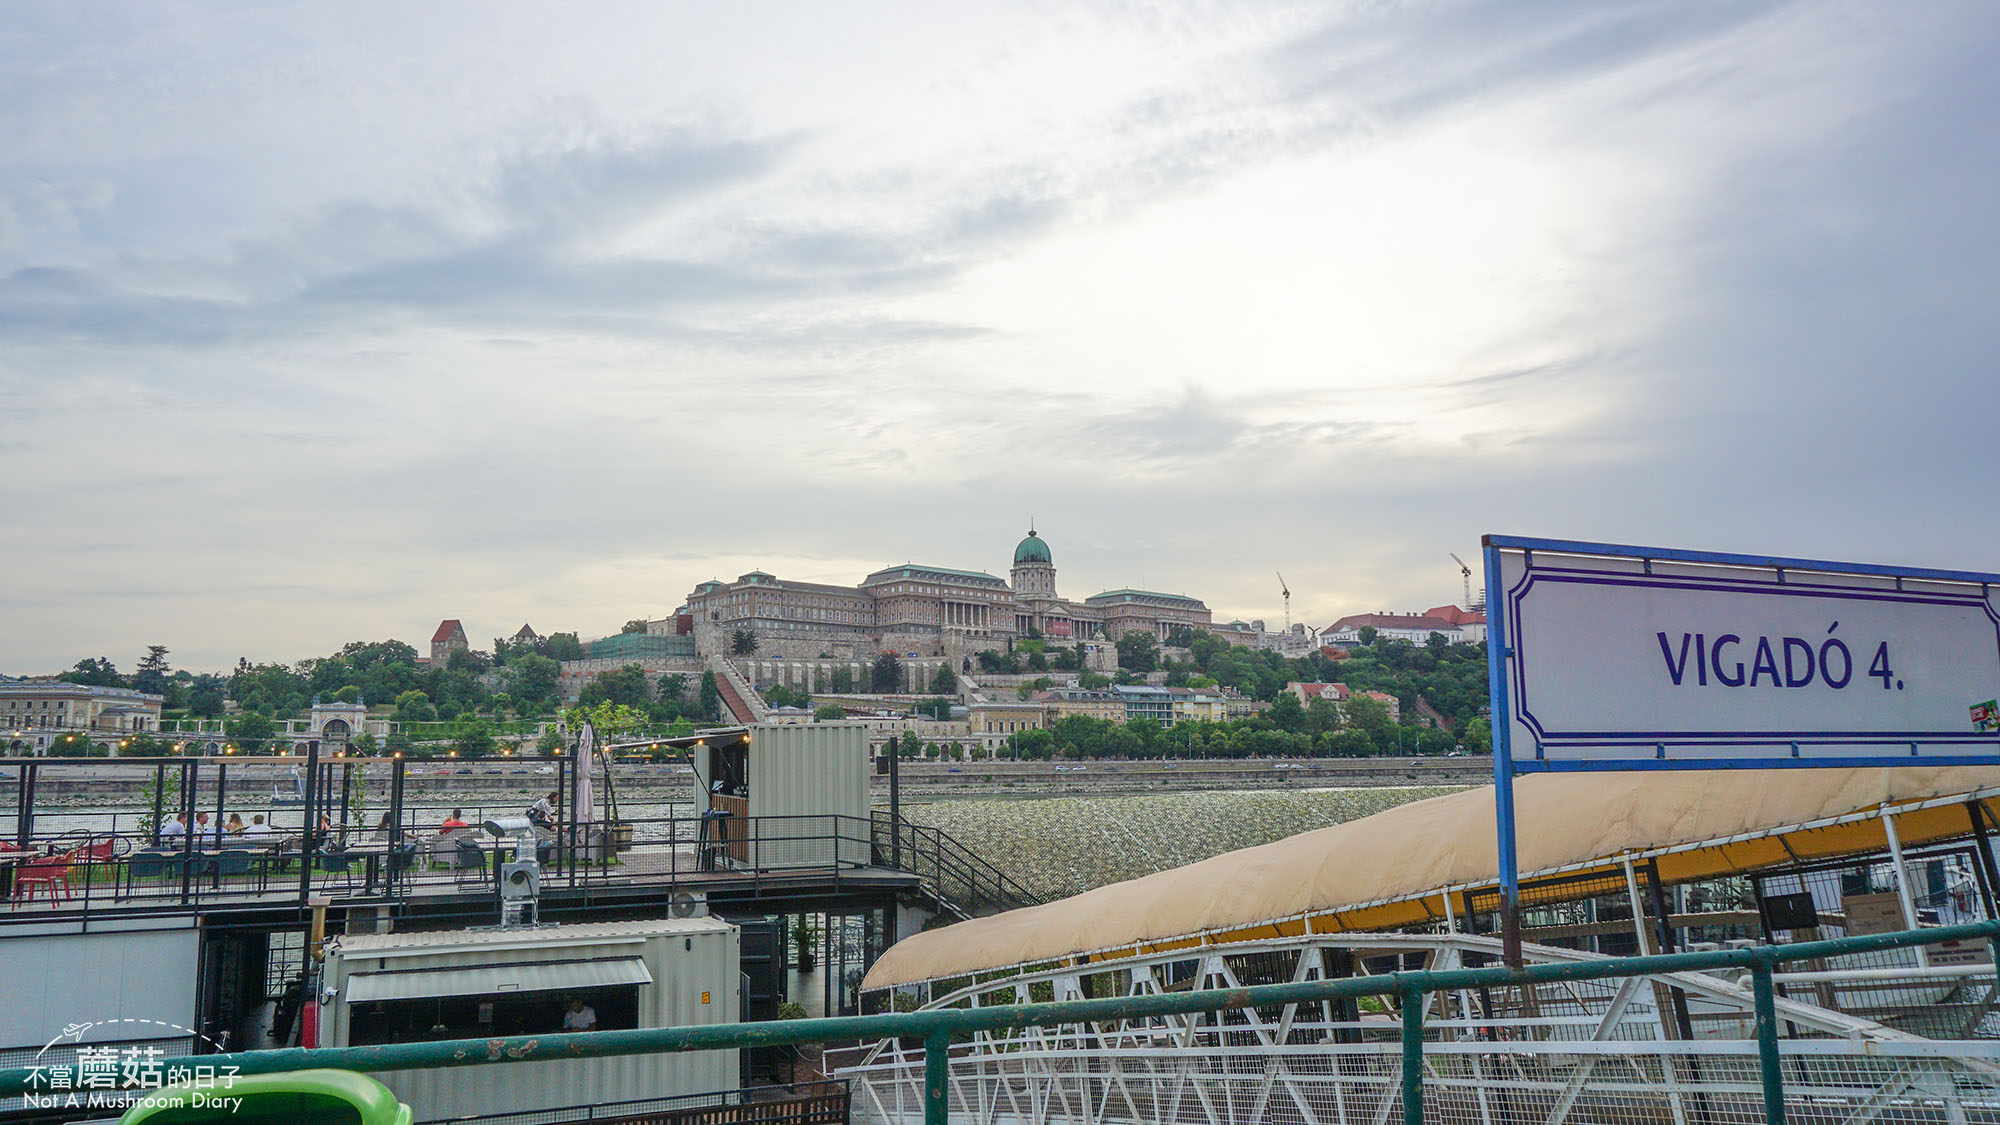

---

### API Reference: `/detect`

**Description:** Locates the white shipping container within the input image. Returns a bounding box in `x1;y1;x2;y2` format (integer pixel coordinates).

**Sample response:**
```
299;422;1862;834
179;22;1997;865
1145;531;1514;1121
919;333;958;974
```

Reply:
691;723;869;869
323;918;740;1120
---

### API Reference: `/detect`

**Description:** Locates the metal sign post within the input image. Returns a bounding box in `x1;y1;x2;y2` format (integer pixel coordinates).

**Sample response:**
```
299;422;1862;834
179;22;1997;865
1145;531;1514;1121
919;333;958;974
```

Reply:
1483;534;2000;966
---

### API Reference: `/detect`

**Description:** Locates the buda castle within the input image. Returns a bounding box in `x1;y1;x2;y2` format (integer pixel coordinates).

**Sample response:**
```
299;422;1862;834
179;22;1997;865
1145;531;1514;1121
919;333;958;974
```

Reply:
678;529;1212;662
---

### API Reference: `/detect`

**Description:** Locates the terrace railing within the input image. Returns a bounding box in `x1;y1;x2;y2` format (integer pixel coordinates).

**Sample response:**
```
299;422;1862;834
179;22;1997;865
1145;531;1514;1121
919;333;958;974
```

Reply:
3;921;1995;1125
869;811;1045;917
0;811;1029;927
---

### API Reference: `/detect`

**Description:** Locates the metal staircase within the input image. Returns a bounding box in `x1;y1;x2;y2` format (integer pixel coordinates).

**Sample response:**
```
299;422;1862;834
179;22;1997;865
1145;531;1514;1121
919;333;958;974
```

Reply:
870;811;1045;919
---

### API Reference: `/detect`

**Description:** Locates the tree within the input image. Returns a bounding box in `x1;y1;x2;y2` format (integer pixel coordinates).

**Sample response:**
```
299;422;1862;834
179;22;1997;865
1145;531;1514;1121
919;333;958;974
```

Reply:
622;619;650;634
914;697;953;721
765;684;811;710
696;671;722;721
730;630;759;656
870;651;903;693
350;732;380;756
1080;671;1111;690
454;720;496;759
581;664;652;709
332;685;363;704
545;633;585;661
1015;676;1053;701
536;728;565;754
830;666;854;693
1267;691;1306;733
1010;728;1056;760
1165;625;1195;648
567;702;652;745
133;646;172;696
446;647;492;674
394;690;437;724
1116;631;1160;673
814;704;847;721
59;657;125;688
188;674;227;718
1356;626;1379;646
1343;694;1391;736
225;712;277;754
658;674;689;703
929;665;958;695
506;654;561;715
1460;717;1492;755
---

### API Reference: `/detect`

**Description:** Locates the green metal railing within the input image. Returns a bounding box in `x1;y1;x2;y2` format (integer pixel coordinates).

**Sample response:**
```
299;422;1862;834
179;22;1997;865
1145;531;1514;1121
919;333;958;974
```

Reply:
5;920;1995;1125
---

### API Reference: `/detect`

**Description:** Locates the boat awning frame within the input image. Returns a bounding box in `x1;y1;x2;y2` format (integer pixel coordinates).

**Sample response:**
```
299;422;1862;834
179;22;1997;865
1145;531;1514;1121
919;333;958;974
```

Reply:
345;957;653;1003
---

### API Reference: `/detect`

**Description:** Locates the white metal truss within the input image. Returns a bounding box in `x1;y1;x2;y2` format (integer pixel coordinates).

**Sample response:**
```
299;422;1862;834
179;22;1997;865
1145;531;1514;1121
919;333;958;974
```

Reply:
832;932;2000;1125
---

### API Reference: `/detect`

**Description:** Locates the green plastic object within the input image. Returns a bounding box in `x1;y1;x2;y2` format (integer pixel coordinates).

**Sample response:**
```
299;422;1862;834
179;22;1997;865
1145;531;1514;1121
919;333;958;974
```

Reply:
117;1068;411;1125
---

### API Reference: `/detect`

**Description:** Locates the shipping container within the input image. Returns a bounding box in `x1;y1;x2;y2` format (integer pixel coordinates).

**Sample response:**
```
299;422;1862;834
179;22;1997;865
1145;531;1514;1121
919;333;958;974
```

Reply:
322;918;739;1120
690;723;869;869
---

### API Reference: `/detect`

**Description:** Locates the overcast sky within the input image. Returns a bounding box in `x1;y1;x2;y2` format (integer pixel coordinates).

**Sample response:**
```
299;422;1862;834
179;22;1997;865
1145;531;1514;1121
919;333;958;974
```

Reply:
4;1;1998;675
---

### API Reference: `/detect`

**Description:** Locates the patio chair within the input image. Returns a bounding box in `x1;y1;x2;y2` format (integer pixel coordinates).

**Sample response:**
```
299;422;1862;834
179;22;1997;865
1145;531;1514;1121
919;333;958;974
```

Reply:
125;849;184;896
386;843;419;892
452;839;489;889
214;847;255;882
315;847;357;893
13;850;75;903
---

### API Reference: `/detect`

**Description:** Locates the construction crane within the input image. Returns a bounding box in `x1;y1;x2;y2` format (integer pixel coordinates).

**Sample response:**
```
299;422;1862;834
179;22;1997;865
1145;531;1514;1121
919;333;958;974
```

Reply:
1450;553;1473;611
1277;572;1291;632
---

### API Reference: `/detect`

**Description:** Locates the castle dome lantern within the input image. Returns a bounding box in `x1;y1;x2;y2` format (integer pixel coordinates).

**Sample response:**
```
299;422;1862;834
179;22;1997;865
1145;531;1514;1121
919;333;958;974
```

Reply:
1013;530;1052;565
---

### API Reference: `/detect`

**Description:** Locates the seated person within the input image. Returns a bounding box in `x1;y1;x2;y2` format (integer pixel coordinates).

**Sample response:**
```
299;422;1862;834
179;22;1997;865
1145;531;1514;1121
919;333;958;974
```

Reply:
562;998;597;1032
242;814;278;839
526;791;558;828
440;808;470;832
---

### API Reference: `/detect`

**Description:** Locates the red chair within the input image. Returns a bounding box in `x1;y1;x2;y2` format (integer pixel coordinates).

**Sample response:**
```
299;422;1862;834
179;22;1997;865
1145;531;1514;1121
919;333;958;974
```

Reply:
13;851;75;903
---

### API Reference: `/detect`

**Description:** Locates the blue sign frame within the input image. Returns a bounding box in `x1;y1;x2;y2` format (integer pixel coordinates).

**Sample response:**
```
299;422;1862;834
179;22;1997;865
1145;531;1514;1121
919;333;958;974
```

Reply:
1482;533;2000;961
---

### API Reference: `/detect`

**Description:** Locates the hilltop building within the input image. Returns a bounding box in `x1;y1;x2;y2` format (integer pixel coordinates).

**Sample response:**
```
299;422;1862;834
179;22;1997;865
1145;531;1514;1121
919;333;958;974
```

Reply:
429;619;469;666
681;528;1213;662
3;680;164;755
1323;607;1486;646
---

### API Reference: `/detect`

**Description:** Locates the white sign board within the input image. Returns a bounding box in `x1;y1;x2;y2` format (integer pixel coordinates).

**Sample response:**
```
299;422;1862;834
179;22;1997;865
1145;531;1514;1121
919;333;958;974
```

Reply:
1491;540;2000;769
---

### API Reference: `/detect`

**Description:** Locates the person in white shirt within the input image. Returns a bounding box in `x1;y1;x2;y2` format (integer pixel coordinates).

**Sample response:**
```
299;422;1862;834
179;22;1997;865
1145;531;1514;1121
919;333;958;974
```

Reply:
159;815;187;843
243;814;277;839
562;999;597;1031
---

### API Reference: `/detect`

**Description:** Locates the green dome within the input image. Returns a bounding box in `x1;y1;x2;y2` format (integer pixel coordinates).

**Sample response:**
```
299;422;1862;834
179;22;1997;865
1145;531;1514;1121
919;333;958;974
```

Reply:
1014;530;1052;565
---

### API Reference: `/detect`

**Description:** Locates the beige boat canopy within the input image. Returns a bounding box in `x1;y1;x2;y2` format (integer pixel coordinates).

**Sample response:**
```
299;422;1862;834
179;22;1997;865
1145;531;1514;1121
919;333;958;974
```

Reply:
865;765;2000;990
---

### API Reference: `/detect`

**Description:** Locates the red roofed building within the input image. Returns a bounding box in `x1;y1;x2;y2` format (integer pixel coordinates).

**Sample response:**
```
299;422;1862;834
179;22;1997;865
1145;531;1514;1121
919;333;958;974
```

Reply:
1286;681;1351;706
1359;691;1402;723
430;619;469;667
1423;605;1488;641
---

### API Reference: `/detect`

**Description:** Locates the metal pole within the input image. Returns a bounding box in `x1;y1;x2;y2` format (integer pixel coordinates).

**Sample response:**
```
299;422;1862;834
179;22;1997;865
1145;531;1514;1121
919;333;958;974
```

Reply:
151;763;166;847
1968;801;2000;920
1750;955;1787;1125
1621;856;1653;955
923;1030;950;1125
1880;808;1928;967
389;758;405;895
1480;539;1523;966
890;735;902;872
180;759;198;902
1400;980;1426;1125
297;742;321;907
17;762;35;847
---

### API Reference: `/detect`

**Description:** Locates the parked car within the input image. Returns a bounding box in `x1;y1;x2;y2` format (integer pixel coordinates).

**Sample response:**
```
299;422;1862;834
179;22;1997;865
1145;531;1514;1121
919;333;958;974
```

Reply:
533;765;555;775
